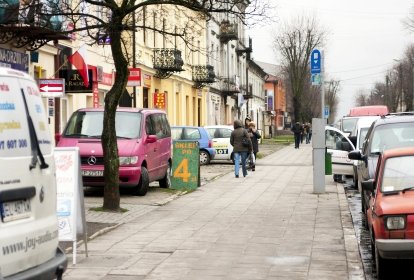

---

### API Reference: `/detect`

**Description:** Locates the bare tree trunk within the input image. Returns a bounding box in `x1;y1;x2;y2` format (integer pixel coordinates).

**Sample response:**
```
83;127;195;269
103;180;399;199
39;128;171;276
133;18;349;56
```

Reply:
101;16;129;211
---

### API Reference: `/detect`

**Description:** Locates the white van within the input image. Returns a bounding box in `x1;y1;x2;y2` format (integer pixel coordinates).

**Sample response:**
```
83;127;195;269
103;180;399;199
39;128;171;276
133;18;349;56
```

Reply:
0;68;67;279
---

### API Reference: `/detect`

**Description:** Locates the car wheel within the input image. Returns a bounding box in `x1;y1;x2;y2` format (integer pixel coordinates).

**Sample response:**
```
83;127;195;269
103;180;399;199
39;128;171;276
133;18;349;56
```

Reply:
374;241;386;280
159;162;171;188
134;166;149;196
353;173;358;189
333;174;341;182
199;150;210;165
361;192;366;214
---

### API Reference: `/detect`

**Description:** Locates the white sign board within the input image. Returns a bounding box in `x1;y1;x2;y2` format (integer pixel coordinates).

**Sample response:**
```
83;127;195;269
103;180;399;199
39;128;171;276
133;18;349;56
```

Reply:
54;147;88;264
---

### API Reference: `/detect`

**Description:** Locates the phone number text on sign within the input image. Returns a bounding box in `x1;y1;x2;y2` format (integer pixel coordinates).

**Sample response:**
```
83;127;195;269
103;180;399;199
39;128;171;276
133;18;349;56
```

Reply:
0;139;28;150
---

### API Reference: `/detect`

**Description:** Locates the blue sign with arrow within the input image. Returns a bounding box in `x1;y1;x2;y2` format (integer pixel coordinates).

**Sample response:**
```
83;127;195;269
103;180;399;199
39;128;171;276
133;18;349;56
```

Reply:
311;49;321;74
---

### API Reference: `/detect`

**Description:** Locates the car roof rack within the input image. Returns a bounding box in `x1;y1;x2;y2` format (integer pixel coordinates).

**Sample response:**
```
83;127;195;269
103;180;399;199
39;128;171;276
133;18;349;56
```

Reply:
386;111;414;116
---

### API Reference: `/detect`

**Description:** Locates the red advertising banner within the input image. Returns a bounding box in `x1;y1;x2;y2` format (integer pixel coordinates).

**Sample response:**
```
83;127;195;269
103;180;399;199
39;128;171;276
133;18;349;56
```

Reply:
101;72;113;86
153;90;167;110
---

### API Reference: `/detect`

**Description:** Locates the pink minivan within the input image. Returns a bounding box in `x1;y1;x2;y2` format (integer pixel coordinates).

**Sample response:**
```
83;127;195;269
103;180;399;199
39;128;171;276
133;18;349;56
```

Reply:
57;107;172;196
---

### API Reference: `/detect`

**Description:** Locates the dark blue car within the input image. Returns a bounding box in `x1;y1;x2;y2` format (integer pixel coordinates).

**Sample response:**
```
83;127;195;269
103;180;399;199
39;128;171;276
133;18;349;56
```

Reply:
171;126;216;165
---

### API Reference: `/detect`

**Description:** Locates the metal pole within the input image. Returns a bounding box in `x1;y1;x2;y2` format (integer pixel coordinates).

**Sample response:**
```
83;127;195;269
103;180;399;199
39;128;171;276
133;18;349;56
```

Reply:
321;50;324;119
132;12;136;108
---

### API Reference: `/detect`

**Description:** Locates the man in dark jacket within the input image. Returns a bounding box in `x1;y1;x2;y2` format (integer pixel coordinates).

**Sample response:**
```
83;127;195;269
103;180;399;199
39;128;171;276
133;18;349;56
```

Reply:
291;122;303;149
230;120;252;178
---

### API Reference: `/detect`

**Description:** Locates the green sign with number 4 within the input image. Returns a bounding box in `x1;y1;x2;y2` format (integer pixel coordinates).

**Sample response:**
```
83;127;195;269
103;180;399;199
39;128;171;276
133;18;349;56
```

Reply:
171;140;200;190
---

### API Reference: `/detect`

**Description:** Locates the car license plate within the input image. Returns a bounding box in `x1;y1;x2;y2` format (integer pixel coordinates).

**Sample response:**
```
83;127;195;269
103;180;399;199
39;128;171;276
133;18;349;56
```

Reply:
1;199;31;222
82;170;104;177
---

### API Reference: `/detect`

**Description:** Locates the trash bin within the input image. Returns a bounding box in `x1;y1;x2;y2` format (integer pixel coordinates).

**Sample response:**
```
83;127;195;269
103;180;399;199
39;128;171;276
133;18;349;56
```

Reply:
325;152;332;175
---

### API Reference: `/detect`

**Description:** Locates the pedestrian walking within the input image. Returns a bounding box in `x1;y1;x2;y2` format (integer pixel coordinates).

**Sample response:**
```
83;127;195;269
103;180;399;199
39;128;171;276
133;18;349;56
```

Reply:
304;122;311;144
291;122;303;149
230;119;252;178
300;123;306;144
247;121;261;171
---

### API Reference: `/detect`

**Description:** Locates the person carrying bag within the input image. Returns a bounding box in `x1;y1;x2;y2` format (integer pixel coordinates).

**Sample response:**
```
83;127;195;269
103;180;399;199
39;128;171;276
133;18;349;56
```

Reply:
230;120;252;178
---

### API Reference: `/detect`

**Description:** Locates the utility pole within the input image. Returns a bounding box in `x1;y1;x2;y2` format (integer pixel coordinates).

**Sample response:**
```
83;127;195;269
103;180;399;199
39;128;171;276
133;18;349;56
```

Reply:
132;12;136;108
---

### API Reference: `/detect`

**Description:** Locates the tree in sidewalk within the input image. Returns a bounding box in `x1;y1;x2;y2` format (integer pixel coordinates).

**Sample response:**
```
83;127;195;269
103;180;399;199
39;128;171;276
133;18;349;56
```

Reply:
273;15;326;123
13;0;270;211
324;79;339;124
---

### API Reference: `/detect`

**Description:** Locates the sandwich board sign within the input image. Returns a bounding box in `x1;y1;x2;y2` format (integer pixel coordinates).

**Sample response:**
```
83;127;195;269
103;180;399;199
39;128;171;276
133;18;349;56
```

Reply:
54;147;88;264
171;141;200;190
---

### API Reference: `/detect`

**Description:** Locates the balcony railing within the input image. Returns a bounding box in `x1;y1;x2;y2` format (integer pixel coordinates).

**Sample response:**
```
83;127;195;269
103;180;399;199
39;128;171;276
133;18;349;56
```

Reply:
219;20;238;43
221;76;240;95
243;83;253;99
153;48;184;79
192;65;215;88
0;0;68;50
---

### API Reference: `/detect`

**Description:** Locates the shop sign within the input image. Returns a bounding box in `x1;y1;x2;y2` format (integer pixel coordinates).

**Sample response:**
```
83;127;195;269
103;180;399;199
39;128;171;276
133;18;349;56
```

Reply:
143;74;152;88
127;68;141;86
154;90;166;110
59;69;93;93
0;47;29;72
101;72;113;86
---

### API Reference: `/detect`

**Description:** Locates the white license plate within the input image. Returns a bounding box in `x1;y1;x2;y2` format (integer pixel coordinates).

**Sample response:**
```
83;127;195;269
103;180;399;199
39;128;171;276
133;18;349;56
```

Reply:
1;199;31;222
82;170;104;177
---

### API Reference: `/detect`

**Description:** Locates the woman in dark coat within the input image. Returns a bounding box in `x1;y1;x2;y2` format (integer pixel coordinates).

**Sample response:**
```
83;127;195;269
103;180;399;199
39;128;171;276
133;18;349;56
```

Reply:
248;122;261;171
230;119;252;178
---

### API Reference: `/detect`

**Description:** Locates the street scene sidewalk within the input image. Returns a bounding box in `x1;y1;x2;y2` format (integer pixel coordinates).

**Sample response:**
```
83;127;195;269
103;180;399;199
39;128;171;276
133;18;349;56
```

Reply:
63;143;364;280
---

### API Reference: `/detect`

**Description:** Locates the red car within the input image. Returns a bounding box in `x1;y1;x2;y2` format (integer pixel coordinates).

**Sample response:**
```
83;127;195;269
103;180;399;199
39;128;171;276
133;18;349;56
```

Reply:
362;147;414;279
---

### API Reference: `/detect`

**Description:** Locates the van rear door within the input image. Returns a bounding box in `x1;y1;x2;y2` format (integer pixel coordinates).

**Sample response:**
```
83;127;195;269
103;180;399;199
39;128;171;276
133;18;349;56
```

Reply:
0;73;60;277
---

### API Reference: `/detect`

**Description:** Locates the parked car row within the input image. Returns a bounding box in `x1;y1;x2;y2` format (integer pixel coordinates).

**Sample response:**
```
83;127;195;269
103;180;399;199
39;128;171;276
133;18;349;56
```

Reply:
340;111;414;279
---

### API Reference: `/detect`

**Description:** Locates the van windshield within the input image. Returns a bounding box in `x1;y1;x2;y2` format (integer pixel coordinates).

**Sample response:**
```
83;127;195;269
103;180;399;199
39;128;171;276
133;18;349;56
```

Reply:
64;111;142;139
342;117;359;133
370;123;414;154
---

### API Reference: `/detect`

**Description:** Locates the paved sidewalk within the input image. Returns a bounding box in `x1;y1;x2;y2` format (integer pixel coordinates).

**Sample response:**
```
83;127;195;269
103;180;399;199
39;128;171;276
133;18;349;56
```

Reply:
63;143;364;280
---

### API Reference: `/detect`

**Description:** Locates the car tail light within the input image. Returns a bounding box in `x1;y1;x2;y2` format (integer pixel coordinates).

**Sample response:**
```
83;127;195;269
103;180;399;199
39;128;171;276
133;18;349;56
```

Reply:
208;139;213;148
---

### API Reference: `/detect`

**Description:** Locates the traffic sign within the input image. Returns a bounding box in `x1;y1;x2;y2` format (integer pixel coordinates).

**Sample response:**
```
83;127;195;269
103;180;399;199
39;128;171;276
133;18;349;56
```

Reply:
38;78;65;97
311;49;321;74
324;105;330;118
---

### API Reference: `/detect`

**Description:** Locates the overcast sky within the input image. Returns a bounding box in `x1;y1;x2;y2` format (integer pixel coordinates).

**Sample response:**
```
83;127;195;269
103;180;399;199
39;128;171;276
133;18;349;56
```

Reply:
247;0;414;121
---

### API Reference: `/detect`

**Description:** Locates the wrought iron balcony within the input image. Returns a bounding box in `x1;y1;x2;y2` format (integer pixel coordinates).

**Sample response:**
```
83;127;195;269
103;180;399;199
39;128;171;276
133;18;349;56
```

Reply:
219;20;238;43
153;48;184;79
0;0;69;50
243;83;253;99
220;76;240;95
236;37;252;58
192;65;215;88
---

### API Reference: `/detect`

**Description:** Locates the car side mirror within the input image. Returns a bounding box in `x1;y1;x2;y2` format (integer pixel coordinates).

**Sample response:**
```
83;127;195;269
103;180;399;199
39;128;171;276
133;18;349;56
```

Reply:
55;133;62;144
146;135;157;143
362;179;375;193
348;150;362;160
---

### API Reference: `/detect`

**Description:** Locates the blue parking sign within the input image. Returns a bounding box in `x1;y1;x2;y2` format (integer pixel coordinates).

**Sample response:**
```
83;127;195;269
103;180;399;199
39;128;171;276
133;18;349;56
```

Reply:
324;106;330;118
311;49;321;74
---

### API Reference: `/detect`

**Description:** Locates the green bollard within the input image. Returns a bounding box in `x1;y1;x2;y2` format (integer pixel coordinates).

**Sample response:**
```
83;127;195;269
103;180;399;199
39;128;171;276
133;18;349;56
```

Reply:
325;152;332;175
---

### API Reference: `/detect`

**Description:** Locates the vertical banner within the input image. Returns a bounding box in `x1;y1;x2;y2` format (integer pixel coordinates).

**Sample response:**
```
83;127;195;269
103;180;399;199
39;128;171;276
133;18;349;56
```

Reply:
93;82;99;108
171;141;200;190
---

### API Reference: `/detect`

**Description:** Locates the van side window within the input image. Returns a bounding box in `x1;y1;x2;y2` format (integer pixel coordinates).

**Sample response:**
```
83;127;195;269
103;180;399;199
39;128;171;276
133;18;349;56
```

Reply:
146;115;155;136
160;114;171;137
